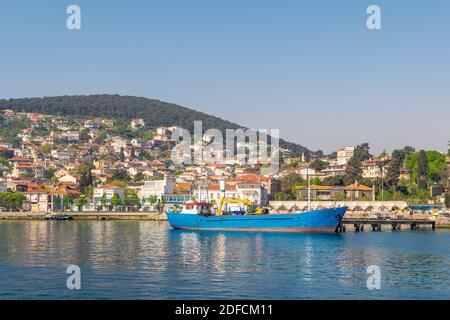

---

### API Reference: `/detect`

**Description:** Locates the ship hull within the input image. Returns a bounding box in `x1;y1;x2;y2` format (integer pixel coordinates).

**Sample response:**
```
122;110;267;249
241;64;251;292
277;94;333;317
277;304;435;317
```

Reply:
167;207;347;233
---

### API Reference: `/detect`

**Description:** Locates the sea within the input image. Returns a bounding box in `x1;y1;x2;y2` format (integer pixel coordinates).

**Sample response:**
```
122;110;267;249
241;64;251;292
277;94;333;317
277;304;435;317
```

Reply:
0;220;449;299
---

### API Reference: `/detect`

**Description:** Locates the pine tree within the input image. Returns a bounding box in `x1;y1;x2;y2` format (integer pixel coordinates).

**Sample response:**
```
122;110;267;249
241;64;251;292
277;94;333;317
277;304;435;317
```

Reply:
344;143;371;184
385;149;403;188
417;150;428;189
345;156;362;184
119;147;125;162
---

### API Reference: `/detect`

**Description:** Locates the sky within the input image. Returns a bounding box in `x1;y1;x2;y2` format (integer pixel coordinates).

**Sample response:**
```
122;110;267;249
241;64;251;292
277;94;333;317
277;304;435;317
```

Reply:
0;0;449;154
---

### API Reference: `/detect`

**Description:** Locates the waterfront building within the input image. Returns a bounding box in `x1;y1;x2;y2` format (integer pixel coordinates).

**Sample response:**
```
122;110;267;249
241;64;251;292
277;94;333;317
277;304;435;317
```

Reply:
93;185;125;208
138;174;174;201
23;187;51;212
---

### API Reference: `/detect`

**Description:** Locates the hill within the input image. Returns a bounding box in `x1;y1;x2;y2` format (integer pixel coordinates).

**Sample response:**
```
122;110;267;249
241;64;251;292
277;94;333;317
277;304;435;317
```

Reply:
0;94;314;157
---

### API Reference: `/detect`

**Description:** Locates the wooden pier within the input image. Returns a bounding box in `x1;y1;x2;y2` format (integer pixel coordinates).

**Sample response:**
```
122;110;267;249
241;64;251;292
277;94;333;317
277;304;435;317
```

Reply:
337;218;436;232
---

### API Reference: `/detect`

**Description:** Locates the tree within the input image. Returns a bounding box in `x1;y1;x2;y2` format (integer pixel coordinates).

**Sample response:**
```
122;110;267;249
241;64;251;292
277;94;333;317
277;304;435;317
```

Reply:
99;193;107;208
354;143;371;161
280;173;303;196
125;191;141;209
0;192;26;211
119;147;125;162
43;169;56;180
39;143;53;155
445;192;450;208
322;176;345;186
401;146;415;157
406;150;446;187
417;150;428;189
148;195;158;206
345;156;362;184
310;159;329;171
385;149;403;188
274;192;294;201
63;194;74;210
133;172;145;182
345;143;371;184
112;169;129;182
426;151;447;184
110;193;122;209
75;196;87;211
78;164;93;193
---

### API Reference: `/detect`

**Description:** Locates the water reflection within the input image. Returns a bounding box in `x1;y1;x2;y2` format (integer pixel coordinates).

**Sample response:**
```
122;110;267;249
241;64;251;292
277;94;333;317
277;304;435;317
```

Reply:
0;221;449;299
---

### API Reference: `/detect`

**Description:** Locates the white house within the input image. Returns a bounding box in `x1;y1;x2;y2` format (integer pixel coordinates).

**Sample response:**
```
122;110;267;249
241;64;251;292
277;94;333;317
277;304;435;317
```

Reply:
138;175;174;201
58;173;79;184
93;185;125;207
131;118;145;129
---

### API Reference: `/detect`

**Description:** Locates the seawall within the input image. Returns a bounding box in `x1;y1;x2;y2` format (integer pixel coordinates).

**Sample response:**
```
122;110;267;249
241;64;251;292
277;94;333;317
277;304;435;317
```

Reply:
0;211;168;221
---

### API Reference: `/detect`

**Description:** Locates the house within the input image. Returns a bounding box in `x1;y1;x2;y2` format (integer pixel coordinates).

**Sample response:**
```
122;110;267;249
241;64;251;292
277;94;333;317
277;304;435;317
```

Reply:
399;167;412;181
93;185;125;208
9;157;42;178
337;146;354;165
139;175;175;201
296;183;374;201
102;119;114;127
343;183;374;201
321;164;346;178
131;118;145;129
58;173;79;184
84;120;100;129
296;185;345;201
298;167;321;180
23;188;51;212
362;159;382;179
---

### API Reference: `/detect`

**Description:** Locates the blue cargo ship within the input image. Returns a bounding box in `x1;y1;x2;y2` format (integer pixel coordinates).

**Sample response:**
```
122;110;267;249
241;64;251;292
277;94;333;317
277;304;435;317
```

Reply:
167;202;347;233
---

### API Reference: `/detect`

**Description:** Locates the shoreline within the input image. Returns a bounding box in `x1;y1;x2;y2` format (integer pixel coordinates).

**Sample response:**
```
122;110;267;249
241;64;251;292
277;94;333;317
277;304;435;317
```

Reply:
1;212;449;228
0;211;168;221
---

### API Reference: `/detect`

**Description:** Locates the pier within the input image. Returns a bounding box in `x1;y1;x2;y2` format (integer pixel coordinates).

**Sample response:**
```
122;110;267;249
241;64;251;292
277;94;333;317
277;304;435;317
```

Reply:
338;217;436;232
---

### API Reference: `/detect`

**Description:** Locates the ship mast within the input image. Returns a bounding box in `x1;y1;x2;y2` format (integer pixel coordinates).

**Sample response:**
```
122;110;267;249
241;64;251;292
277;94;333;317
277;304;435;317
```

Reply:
307;166;311;211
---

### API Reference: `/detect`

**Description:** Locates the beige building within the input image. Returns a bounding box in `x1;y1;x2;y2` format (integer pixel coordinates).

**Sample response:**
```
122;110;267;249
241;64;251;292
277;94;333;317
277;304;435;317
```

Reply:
337;146;354;165
362;159;382;179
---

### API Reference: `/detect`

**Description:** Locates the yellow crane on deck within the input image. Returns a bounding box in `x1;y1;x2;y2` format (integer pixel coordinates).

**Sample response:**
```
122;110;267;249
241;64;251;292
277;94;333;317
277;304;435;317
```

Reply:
216;198;264;216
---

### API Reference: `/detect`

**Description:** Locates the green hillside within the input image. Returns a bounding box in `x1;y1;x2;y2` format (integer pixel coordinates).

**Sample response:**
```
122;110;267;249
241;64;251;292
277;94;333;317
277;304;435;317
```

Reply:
0;94;314;157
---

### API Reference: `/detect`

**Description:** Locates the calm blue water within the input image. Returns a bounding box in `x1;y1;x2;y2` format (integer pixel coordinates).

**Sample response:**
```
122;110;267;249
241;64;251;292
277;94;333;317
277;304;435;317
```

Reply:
0;220;449;299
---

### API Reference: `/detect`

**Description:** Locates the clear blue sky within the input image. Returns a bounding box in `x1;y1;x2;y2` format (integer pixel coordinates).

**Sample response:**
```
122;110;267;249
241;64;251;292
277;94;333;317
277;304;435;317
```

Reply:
0;0;449;154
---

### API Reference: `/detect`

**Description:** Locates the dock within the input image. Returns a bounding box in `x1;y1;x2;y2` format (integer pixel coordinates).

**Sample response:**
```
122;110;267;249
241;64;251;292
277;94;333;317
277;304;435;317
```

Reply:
338;217;436;232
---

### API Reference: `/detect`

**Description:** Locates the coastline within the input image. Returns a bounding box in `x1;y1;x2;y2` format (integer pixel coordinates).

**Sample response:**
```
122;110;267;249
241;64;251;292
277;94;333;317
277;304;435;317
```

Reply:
1;211;449;228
